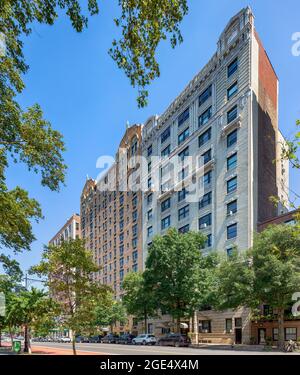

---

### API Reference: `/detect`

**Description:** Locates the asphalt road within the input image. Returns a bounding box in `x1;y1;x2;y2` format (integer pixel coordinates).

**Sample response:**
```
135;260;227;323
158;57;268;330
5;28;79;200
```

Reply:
31;342;299;355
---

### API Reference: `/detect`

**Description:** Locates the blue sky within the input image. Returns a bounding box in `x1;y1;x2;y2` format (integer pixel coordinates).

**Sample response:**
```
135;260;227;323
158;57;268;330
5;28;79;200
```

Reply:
5;0;300;272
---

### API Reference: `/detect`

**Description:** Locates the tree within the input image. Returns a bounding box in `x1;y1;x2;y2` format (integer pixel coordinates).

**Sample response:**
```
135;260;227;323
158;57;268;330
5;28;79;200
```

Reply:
6;288;58;353
95;293;127;334
30;238;110;354
122;271;156;333
143;228;215;333
215;225;300;350
281;120;300;170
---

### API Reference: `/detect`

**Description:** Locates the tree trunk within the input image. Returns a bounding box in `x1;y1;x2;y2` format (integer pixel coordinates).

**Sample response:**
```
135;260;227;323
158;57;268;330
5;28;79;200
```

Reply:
176;318;181;334
24;324;29;353
277;308;285;350
0;327;2;347
9;326;14;348
144;308;148;334
71;330;77;355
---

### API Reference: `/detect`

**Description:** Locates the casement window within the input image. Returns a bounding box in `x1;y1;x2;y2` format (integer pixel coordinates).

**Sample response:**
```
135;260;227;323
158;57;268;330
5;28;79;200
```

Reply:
227;176;237;193
199;85;212;107
227;82;238;100
227;105;238;124
227;153;237;170
228;58;238;78
227;129;237;148
199;128;211;147
161;215;171;230
178;205;189;221
161;197;171;212
178;107;189;127
199;106;212;127
227;223;237;239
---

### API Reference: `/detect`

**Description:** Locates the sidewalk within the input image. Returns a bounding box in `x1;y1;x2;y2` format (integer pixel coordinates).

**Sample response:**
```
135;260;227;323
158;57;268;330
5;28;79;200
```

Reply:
31;345;106;355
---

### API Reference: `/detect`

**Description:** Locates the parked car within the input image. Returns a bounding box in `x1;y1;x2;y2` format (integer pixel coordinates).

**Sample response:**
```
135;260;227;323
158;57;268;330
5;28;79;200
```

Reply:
117;334;136;345
101;333;119;344
132;334;157;346
157;333;190;347
60;337;71;343
75;335;90;343
88;335;103;343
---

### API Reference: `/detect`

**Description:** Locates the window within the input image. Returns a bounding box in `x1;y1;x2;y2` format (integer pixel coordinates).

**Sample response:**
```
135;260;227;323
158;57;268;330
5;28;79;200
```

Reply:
199;128;211;147
132;250;138;263
234;318;242;328
148;161;152;173
227;153;237;170
132;195;138;207
132;238;137;249
148;323;154;334
227;200;237;215
228;58;238;78
202;149;212;165
205;233;212;248
227;105;238;124
199;106;212;127
227;82;238;100
225;319;233;333
199;213;212;228
178;127;189;145
120;270;124;281
178;108;189;126
263;305;273;316
132;210;138;221
179;224;189;234
132;264;138;272
147;209;152;220
199;85;212;106
178;147;189;161
161;216;171;230
161;126;170;143
227;176;237;194
226;247;233;257
199;192;212;209
178;166;188;181
161;144;171;157
147;177;152;189
147;144;152;157
161;197;171;212
273;328;278;341
147;226;153;237
285;328;297;341
147;193;153;205
178;205;189;221
119;245;124;257
199;320;211;333
227;129;237;148
203;171;212;186
227;223;237;239
178;188;188;202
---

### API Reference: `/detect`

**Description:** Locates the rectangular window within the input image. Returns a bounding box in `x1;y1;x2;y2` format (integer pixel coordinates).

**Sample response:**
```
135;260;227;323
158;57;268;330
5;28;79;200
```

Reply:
132;224;138;237
199;320;211;333
178;166;189;181
147;193;153;205
227;105;238;124
178;188;188;202
227;129;237;148
161;144;171;157
285;328;297;341
161;197;171;212
227;223;237;239
178;108;189;126
228;58;238;78
147;144;152;157
161;126;170;143
234;318;242;328
227;153;237;170
198;128;211;147
179;224;189;234
178;127;189;145
227;200;237;215
178;147;189;161
147;209;152;220
132;237;137;249
147;177;152;189
199;213;212;228
225;319;232;333
227;82;238;100
148;161;152;173
227;177;237;194
132;196;138;207
161;215;171;230
199;192;212;209
199;106;212;127
132;250;138;263
147;226;153;237
132;210;138;221
202;149;212;165
199;85;212;107
120;270;124;281
205;233;212;248
203;171;212;186
132;264;138;272
226;247;233;257
178;205;189;221
273;328;278;341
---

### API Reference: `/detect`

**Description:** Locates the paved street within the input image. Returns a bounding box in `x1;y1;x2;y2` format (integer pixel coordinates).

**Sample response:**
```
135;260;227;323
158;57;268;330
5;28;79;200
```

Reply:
30;342;300;355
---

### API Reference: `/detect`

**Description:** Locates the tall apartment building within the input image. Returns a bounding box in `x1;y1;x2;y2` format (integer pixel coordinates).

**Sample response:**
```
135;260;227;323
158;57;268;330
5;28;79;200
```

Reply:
49;213;81;246
140;7;289;343
80;125;143;302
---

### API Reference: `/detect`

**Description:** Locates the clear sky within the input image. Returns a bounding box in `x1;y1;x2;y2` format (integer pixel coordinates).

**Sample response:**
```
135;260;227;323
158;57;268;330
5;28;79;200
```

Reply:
5;0;300;273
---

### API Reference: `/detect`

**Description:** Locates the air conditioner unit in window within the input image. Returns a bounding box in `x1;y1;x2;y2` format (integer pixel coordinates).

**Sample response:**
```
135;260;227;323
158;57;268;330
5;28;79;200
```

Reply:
229;211;234;216
201;223;207;229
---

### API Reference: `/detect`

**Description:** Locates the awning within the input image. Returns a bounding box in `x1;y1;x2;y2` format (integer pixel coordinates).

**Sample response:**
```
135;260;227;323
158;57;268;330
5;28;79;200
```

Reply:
180;323;189;329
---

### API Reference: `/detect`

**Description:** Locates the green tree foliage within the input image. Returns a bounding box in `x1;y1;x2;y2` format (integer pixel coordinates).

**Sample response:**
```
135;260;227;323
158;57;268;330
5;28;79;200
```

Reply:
143;228;216;333
281;120;300;170
122;271;156;333
94;293;127;333
30;238;110;354
215;225;300;349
